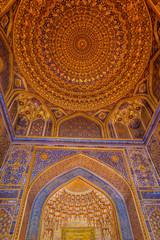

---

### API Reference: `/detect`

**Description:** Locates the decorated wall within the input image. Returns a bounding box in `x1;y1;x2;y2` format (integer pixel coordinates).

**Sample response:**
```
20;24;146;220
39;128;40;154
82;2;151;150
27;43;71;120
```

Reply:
0;142;159;239
0;0;159;141
0;106;10;168
147;115;160;177
0;144;33;239
0;0;160;240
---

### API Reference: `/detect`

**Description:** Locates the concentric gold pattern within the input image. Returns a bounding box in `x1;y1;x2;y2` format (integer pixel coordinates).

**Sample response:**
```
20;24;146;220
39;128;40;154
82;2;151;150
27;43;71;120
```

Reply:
13;0;152;110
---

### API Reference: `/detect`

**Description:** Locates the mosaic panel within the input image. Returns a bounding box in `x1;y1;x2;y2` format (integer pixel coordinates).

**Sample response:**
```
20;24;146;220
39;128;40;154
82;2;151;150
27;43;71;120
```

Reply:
27;169;133;240
94;111;109;123
0;145;33;239
127;148;157;187
0;208;12;240
126;146;160;240
0;190;19;198
13;74;26;90
0;204;16;217
1;149;29;185
136;80;148;94
59;116;102;138
32;148;128;181
143;203;160;240
141;191;160;200
51;109;65;120
29;119;45;136
14;114;30;136
149;208;160;240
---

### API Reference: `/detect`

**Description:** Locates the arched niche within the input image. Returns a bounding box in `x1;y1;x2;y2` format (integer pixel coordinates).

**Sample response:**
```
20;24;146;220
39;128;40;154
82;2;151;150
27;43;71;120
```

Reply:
17;154;145;240
40;178;121;240
14;113;30;136
8;92;55;137
29;119;45;136
58;114;104;138
27;170;132;240
114;122;131;139
9;100;18;123
106;97;154;139
129;118;145;139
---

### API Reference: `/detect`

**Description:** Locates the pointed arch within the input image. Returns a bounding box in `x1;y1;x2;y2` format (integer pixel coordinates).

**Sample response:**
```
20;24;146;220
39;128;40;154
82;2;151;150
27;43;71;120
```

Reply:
105;96;155;139
39;177;122;240
7;91;56;136
56;112;106;138
17;153;145;240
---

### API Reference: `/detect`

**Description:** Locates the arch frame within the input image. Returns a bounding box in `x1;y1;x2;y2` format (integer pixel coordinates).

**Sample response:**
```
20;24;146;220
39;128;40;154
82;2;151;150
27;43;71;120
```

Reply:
12;150;149;240
7;90;56;137
56;112;106;138
38;176;123;240
28;170;131;240
105;95;156;140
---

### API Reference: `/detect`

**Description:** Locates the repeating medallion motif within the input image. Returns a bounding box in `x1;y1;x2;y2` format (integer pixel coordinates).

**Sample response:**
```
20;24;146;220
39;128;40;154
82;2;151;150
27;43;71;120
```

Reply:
14;0;152;110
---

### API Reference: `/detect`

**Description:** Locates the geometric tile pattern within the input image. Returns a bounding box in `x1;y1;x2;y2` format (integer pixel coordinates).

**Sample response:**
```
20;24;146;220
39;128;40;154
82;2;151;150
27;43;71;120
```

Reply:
27;169;133;240
32;148;129;181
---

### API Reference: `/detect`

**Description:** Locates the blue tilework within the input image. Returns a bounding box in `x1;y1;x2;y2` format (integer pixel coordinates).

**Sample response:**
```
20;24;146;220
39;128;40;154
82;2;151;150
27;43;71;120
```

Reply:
141;191;160;199
0;190;19;198
32;149;129;181
27;169;133;240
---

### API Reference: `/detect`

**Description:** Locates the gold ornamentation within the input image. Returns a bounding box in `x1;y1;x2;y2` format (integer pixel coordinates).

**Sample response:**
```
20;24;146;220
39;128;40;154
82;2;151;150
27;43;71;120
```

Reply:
0;0;16;18
17;95;50;121
41;183;118;239
0;55;4;73
12;161;21;170
13;0;152;110
61;227;95;240
41;152;49;160
112;155;119;163
111;100;144;125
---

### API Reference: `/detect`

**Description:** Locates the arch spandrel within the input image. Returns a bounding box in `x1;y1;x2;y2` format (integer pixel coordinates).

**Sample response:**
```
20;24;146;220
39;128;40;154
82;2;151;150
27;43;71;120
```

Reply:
17;154;145;240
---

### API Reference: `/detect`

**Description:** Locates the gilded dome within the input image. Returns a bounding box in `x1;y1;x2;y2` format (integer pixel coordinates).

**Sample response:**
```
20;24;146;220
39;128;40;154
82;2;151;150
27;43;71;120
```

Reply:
13;0;152;110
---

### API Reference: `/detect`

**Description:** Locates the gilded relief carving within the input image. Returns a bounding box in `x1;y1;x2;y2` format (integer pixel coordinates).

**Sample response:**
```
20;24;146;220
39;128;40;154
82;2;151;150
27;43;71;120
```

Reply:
13;0;152;110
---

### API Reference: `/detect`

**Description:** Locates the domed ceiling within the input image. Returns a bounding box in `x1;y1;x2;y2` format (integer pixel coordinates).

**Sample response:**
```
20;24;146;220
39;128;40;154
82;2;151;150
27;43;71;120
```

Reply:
0;0;159;140
13;0;152;110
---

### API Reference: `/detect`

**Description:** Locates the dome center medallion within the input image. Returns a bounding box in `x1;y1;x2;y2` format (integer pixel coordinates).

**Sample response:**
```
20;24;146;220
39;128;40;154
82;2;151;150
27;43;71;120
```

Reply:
74;34;91;54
